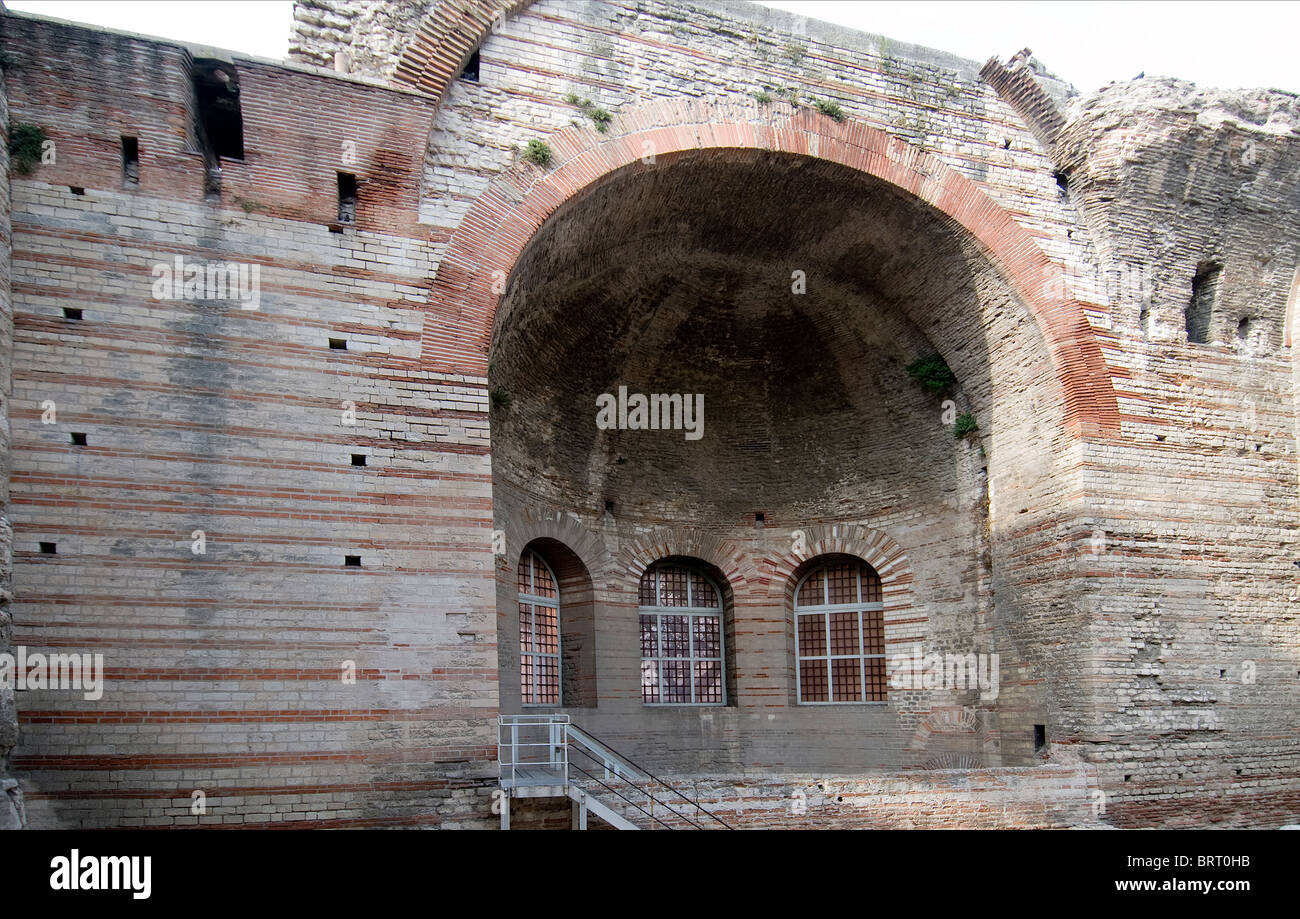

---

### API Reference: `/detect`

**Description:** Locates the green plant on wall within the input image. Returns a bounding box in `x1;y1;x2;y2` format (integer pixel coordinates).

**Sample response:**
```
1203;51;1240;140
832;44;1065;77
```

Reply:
906;354;957;394
564;93;614;133
752;90;773;104
815;99;846;122
953;411;978;440
522;139;552;167
9;123;47;176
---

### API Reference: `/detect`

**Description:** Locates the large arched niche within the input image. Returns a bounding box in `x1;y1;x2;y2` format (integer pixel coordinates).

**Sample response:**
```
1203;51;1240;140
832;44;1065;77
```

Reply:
488;146;1071;530
479;138;1086;771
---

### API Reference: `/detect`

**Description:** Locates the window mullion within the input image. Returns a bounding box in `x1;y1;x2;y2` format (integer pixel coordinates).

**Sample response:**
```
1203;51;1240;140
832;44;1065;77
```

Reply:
858;606;866;701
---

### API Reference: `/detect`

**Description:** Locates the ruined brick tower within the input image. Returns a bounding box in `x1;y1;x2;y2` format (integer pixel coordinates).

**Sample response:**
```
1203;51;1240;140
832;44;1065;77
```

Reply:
0;0;1297;829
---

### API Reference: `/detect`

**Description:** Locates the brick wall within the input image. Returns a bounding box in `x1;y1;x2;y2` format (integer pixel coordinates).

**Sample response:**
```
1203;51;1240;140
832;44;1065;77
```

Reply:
0;0;1297;829
3;12;496;829
0;31;23;829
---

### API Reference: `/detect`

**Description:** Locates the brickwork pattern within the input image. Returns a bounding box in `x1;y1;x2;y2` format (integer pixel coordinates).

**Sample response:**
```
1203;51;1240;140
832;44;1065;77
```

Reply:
0;0;1295;829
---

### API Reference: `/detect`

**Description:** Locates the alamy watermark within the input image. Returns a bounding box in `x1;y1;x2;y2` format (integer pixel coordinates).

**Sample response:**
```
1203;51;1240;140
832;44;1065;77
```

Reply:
595;385;704;441
888;645;1000;701
152;255;261;310
0;645;104;701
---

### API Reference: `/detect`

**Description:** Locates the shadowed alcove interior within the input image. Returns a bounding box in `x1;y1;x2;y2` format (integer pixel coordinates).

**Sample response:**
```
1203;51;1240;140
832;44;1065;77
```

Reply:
485;147;1072;773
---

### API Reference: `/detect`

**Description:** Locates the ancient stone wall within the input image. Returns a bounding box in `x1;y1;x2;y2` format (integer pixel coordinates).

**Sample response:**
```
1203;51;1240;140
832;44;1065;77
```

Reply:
0;0;1295;829
2;11;496;829
0;18;24;830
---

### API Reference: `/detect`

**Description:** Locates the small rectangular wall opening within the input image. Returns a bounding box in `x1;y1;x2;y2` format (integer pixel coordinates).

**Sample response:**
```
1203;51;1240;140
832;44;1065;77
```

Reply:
329;338;347;351
63;307;83;320
192;59;244;160
121;136;139;186
39;542;57;555
1185;262;1222;344
1033;724;1047;752
344;555;361;567
351;454;366;467
337;172;357;224
459;49;480;82
70;432;87;446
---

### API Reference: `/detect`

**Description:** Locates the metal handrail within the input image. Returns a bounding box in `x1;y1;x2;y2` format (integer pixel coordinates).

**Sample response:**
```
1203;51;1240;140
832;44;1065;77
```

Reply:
566;742;707;830
568;760;676;830
567;722;733;829
498;714;569;788
497;713;733;830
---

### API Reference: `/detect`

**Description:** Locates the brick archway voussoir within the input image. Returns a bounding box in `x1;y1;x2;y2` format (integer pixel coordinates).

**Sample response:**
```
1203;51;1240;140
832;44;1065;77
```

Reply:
425;98;1122;438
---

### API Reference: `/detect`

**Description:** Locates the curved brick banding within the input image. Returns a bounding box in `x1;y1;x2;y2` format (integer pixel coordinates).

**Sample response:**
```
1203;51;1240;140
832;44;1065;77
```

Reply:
424;98;1121;438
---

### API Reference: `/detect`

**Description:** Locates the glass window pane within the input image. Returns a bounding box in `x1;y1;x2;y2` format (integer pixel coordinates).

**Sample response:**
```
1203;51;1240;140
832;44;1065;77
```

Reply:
532;557;556;598
693;615;721;658
520;655;533;702
694;660;722;704
691;572;718;608
663;660;691;703
519;602;532;653
537;656;559;704
535;604;558;654
798;613;826;656
827;562;858;604
864;657;887;702
799;658;828;702
862;608;885;655
639;615;658;658
659;567;688;607
832;657;862;702
796;570;825;607
641;660;659;704
661;615;689;657
829;610;859;655
862;569;882;603
517;554;531;594
638;569;657;606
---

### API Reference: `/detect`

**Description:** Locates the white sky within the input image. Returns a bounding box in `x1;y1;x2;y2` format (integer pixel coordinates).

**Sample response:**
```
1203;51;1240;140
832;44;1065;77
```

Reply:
6;1;1299;94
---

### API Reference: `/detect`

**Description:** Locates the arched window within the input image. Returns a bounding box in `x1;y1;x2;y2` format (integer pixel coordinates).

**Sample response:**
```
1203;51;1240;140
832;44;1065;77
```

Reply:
518;549;560;705
794;558;885;703
638;562;725;705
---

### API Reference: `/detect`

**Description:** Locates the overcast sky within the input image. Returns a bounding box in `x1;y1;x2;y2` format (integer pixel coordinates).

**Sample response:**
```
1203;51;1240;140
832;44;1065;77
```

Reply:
7;1;1299;95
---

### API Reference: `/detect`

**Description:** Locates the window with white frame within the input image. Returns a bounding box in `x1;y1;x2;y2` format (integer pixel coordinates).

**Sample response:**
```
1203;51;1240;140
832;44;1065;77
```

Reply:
794;559;885;703
518;549;560;705
638;563;725;705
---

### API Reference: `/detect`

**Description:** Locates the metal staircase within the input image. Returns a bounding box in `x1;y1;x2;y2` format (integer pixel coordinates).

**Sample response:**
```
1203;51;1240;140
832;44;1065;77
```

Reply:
496;714;733;830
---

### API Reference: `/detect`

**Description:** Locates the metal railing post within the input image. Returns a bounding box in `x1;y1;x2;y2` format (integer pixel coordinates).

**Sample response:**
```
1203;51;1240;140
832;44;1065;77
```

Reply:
511;720;519;787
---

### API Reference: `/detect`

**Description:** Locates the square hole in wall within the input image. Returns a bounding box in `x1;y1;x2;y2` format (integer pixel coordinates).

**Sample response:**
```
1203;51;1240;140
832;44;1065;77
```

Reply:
459;49;480;82
1185;261;1222;344
63;307;83;320
344;555;361;567
121;135;139;187
329;338;347;350
337;172;357;224
39;542;57;554
70;432;87;446
351;454;366;467
69;186;85;195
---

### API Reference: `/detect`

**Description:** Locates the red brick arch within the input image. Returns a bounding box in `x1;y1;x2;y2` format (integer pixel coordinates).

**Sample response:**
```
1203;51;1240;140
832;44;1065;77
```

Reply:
763;523;917;642
423;97;1121;437
618;527;757;600
392;0;531;99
